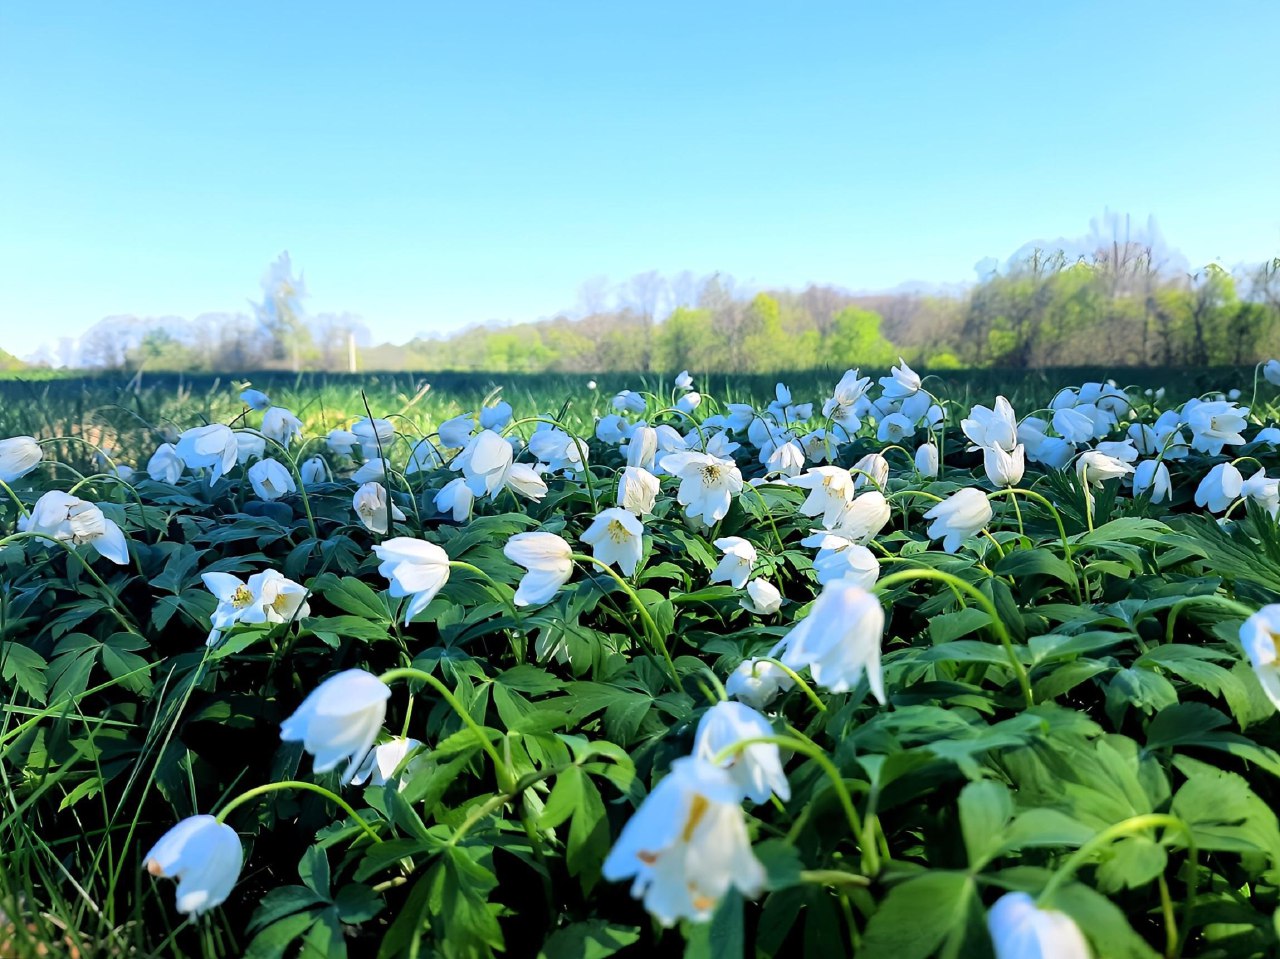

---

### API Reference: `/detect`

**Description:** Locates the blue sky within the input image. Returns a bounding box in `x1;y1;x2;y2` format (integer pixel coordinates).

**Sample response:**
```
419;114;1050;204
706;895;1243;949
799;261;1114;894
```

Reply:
1;1;1277;356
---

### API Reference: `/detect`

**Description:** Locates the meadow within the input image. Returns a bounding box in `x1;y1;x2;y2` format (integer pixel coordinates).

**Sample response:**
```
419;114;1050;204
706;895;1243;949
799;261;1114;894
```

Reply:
4;363;1280;958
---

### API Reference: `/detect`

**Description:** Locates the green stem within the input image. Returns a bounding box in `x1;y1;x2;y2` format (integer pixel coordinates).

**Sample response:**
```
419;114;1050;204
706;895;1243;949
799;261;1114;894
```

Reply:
0;531;141;635
571;552;679;686
874;568;1033;708
503;416;598;512
377;666;514;792
755;657;827;713
742;482;786;553
987;488;1082;603
1164;594;1254;645
214;780;382;845
252;432;320;540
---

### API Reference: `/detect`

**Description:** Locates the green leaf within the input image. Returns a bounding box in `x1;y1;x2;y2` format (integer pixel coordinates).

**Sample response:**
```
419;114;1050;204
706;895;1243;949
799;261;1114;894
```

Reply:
861;871;976;959
958;779;1014;868
0;641;47;702
1095;836;1167;892
538;921;641;959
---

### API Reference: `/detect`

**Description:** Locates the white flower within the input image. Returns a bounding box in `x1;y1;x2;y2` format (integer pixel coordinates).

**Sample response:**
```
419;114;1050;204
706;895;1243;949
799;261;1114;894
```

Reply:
674;370;694;391
962;397;1018;452
326;429;359;457
146;443;184;484
1132;460;1171;504
405;438;444;475
374;536;451;624
1243;469;1280;517
702;431;739;462
143;815;242;917
454;430;515;498
202;572;259;646
802;531;879;587
983;444;1025;488
741;578;782;615
659;451;743;525
239;388;271;411
792;466;857;528
1096;439;1139;463
851;453;889;491
1265;360;1280;387
479;401;513;431
765;440;805;478
1076;451;1133;490
828;490;891;543
437;413;476;449
876;412;915;444
580;507;644;576
0;436;42;483
987;891;1090;959
352;457;388;484
923;488;993;553
624;425;659;471
247;458;296;501
352;417;396;459
1253;427;1280;447
280;669;391;783
354;482;406;533
1187;400;1248;456
435;476;475;522
618;465;660;515
260;407;303;449
693;701;789;804
725;404;755;433
772;580;885;699
710;536;757;589
1194;462;1244;513
725;658;794;710
300;455;331;486
351;737;429;788
1052;407;1095;446
676;391;702;415
596;414;629;445
529;427;587;475
601;756;765;926
832;369;871;407
613;390;647;415
505;462;549;501
878;358;921;399
915;441;939;478
176;424;238;484
1241;606;1280;711
235;429;266;465
586;379;597;390
202;570;310;647
504;532;574;606
20;490;128;565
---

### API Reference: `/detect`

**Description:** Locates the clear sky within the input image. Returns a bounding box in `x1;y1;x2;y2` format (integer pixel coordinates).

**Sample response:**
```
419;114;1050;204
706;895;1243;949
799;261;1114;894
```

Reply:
1;1;1277;357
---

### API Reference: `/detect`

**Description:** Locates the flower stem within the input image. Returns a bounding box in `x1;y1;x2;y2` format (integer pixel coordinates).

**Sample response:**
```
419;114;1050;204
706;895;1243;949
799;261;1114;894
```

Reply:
214;780;382;845
571;552;679;686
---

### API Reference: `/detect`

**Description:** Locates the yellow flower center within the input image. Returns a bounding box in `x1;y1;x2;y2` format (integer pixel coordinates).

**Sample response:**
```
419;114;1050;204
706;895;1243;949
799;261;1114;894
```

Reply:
607;519;631;543
231;585;254;609
700;465;722;486
681;793;710;843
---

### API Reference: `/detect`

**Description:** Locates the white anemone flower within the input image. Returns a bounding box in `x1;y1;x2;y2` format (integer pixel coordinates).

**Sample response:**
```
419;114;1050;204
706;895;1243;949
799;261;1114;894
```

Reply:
1240;606;1280;711
962;396;1018;451
247;457;296;501
351;737;430;788
146;443;184;484
987;891;1090;959
435;476;475;522
676;391;702;415
765;440;806;478
1132;459;1172;504
983;444;1025;488
876;412;915;444
143;816;242;917
201;569;310;647
239;388;271;411
1243;469;1280;517
505;462;549;501
280;669;391;783
374;536;451;625
1194;462;1244;514
791;466;856;528
326;429;359;457
176;424;238;484
235;430;266;465
352;417;396;459
850;453;889;491
260;407;303;449
437;413;476;449
504;532;574;606
659;451;743;525
693;701;789;804
0;436;42;483
405;438;444;475
618;465;660;516
710;536;757;589
1264;360;1280;387
740;578;782;615
725;658;794;710
596;414;629;445
914;441;939;478
801;531;880;588
299;455;330;486
454;430;515;498
580;507;645;576
601;756;765;926
923;488;993;553
1076;450;1135;489
878;358;921;399
828;490;892;543
1052;407;1095;446
353;482;406;534
528;428;587;475
613;390;647;415
20;490;129;565
772;580;885;699
674;370;694;391
479;401;513;431
1187;400;1248;456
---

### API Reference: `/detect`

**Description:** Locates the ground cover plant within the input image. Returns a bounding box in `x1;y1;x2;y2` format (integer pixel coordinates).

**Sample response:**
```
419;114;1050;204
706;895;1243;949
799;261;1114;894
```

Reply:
5;363;1280;957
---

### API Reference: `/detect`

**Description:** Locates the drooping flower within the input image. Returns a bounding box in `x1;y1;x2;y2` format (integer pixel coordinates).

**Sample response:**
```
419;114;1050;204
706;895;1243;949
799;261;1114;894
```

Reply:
454;430;515;498
504;532;574;606
1264;359;1280;387
962;396;1018;452
235;429;266;465
529;428;587;475
659;451;743;525
618;465;660;516
850;453;889;491
405;438;444;475
1242;468;1280;518
0;436;42;483
801;531;880;587
352;417;396;459
437;413;476;449
596;413;629;445
1187;400;1248;456
1194;462;1244;514
1131;459;1171;504
613;390;647;415
176;424;238;484
580;507;645;576
299;455;331;486
828;490;891;543
693;701;789;804
247;457;296;501
740;578;782;615
353;481;406;534
435;477;475;522
504;462;549;501
923;488;993;554
146;443;184;484
983;444;1025;488
915;441;939;478
351;737;430;788
676;391;702;415
239;388;271;411
1240;606;1280;711
143;815;242;917
374;536;452;625
1052;407;1095;446
352;457;388;484
601;756;766;926
987;891;1090;959
765;439;806;478
1076;450;1134;489
725;658;794;710
878;358;921;399
772;580;885;700
479;401;513;432
280;669;391;783
710;536;757;589
326;429;359;457
674;370;694;391
260;407;303;449
19;490;129;565
791;466;856;528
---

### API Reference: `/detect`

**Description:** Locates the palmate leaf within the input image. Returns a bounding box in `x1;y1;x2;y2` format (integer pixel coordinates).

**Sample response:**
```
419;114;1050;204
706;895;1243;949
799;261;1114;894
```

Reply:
860;871;978;959
1165;513;1280;595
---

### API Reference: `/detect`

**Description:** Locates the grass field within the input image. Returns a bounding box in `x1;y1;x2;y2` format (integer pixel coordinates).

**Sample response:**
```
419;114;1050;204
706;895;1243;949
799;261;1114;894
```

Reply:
4;363;1280;958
